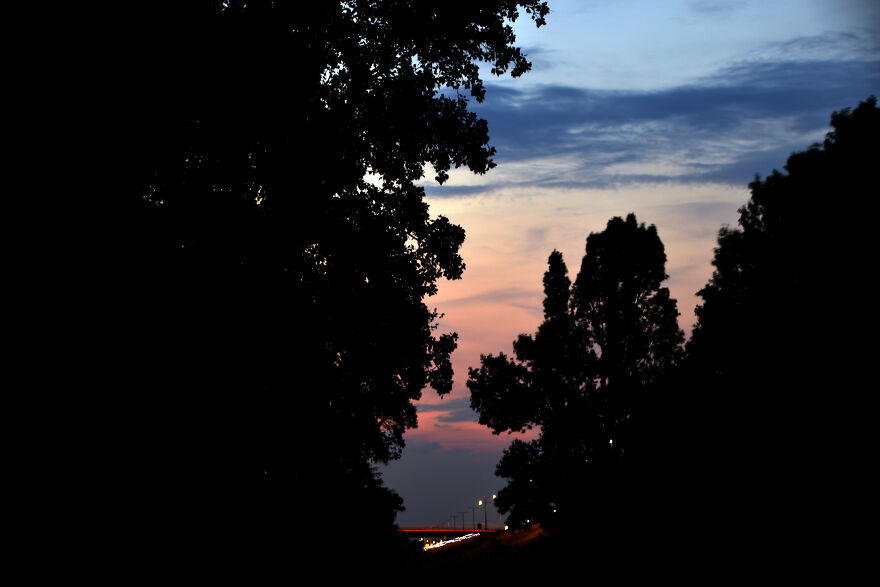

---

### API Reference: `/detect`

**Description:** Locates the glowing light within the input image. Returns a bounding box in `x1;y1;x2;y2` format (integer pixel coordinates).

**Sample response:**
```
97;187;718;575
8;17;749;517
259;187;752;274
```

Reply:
423;533;481;551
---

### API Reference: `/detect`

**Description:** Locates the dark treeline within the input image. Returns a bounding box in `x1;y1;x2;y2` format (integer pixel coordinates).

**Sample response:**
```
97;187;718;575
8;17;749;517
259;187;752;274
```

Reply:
468;96;879;558
79;0;550;568
683;96;878;548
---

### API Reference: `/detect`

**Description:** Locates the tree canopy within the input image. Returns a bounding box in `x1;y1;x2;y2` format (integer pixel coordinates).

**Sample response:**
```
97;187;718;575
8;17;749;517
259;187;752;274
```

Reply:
89;0;550;563
688;96;878;465
468;214;683;531
681;97;878;544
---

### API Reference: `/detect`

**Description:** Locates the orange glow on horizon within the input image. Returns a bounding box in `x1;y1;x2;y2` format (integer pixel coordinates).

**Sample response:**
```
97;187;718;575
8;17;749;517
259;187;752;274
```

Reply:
411;183;745;452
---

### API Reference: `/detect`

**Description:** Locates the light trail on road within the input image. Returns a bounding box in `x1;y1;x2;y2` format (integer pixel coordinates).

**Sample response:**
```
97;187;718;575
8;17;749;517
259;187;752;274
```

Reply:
423;533;481;551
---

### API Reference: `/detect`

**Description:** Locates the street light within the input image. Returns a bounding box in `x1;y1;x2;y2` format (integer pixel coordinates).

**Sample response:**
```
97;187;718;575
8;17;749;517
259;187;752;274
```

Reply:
477;494;502;530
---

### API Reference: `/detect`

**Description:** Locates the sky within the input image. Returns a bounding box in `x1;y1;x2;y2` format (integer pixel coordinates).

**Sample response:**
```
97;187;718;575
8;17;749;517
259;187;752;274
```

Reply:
380;0;879;528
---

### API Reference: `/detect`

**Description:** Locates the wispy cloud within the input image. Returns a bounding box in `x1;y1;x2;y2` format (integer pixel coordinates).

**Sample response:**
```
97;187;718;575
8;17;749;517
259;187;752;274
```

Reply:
687;0;749;17
425;55;878;196
417;397;476;424
436;286;537;309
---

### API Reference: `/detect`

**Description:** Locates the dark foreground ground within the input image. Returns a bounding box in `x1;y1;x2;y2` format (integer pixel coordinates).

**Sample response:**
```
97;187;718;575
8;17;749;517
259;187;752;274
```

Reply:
393;525;561;569
389;515;815;572
391;524;658;570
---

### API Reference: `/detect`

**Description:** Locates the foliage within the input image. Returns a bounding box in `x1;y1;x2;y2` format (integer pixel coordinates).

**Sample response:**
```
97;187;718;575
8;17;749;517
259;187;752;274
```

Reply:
674;98;880;547
90;0;549;560
468;214;683;530
686;96;879;479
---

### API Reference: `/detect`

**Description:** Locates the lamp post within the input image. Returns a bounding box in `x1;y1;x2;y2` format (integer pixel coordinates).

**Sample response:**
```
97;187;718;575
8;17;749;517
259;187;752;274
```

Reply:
455;497;511;532
477;494;501;530
493;494;502;530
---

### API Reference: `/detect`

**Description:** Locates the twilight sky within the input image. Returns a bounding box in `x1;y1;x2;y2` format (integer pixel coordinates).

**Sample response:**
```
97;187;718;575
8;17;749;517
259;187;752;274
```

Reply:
381;0;879;528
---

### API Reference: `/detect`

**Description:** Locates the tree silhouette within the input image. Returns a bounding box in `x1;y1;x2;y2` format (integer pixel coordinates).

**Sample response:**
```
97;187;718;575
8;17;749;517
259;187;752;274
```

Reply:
684;96;879;542
85;1;550;564
468;214;683;532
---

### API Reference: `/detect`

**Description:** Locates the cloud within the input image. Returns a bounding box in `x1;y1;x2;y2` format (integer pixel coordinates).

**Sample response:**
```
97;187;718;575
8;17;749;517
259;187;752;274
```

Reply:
687;0;748;16
755;32;878;62
437;286;537;309
424;56;879;196
417;396;476;424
